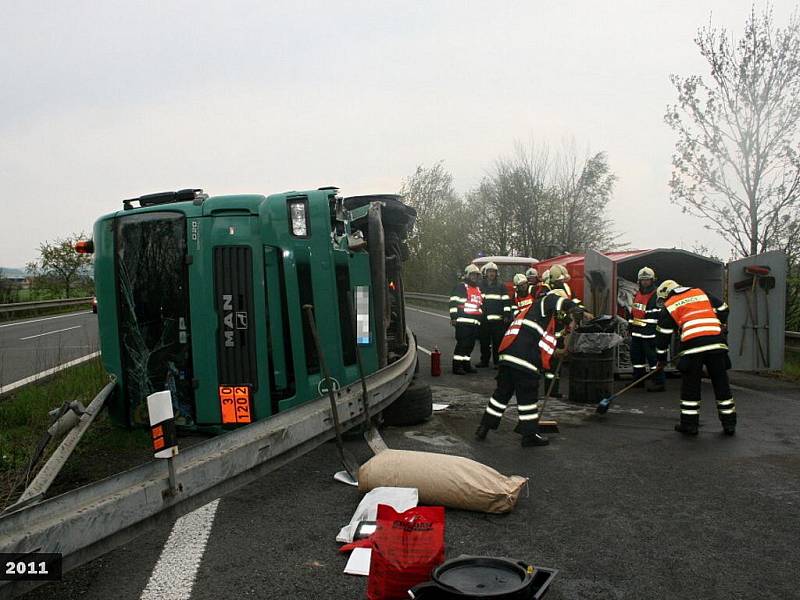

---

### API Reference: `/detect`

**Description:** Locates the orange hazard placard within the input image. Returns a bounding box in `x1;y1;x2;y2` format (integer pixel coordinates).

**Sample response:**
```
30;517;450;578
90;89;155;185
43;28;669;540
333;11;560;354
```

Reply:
219;386;252;424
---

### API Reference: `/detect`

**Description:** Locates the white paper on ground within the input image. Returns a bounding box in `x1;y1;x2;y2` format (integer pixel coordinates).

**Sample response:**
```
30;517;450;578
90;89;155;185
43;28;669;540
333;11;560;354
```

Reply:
432;403;450;411
343;547;372;576
334;470;358;486
336;486;418;543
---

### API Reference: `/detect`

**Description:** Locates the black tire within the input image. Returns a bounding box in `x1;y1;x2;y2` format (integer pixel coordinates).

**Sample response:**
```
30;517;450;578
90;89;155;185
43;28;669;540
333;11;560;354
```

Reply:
382;382;433;426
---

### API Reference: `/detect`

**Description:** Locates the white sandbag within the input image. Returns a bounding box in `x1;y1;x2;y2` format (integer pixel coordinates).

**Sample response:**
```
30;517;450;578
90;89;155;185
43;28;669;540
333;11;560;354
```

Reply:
336;486;418;543
358;450;527;514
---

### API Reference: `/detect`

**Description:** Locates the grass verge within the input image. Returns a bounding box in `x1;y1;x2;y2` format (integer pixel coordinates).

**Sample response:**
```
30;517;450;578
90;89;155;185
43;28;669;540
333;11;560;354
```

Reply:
0;358;150;508
784;348;800;380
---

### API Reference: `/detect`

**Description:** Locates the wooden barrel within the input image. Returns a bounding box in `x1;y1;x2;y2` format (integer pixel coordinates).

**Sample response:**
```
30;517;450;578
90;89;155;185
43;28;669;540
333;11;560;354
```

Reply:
568;348;615;404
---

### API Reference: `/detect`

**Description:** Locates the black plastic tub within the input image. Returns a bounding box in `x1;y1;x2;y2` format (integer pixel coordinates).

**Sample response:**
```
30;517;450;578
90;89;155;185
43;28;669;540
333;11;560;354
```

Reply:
409;556;558;599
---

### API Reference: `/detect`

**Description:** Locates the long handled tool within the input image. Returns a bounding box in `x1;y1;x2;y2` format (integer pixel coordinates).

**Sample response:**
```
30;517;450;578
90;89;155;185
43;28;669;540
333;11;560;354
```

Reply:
596;364;665;414
303;305;361;480
734;276;768;367
538;351;567;433
759;274;776;366
513;351;565;435
346;293;389;454
744;265;773;368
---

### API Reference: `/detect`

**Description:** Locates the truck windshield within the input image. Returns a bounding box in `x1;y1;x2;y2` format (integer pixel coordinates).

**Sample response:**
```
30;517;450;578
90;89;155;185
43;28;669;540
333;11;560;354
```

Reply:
115;212;195;426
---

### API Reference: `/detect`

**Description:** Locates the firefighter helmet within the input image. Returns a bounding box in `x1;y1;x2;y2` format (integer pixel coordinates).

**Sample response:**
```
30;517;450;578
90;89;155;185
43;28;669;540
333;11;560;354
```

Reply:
525;267;538;278
464;264;481;276
549;264;570;283
482;261;499;274
656;279;680;299
513;273;527;286
638;266;656;281
542;269;550;283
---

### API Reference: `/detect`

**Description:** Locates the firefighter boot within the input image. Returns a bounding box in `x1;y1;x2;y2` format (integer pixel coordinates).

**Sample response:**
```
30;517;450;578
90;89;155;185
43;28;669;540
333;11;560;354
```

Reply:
521;433;550;447
674;415;699;436
476;361;490;368
646;380;666;393
475;424;490;440
720;414;737;436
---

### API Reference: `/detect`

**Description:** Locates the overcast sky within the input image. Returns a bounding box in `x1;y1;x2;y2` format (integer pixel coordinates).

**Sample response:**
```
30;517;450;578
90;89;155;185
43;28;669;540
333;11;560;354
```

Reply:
1;0;794;268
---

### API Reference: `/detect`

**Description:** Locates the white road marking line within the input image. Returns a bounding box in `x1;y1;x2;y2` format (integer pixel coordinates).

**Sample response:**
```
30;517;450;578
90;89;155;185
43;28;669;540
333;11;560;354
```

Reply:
0;351;100;396
140;499;220;600
407;307;449;320
20;325;82;340
417;345;432;355
0;310;92;329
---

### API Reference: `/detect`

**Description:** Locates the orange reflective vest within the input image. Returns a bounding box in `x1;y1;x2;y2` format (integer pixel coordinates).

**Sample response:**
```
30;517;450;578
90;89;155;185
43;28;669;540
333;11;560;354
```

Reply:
463;285;483;316
631;290;655;321
514;290;534;314
664;288;722;342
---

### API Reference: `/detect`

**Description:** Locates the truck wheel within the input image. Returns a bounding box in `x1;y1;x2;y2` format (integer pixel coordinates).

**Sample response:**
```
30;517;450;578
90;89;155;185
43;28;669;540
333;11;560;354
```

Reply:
382;382;433;426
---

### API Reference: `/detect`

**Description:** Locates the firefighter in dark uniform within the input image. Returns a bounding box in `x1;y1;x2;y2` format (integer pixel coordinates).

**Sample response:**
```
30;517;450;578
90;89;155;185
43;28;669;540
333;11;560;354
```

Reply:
449;264;484;375
628;267;666;392
511;273;534;317
477;262;511;368
655;279;736;436
542;264;584;397
475;289;587;446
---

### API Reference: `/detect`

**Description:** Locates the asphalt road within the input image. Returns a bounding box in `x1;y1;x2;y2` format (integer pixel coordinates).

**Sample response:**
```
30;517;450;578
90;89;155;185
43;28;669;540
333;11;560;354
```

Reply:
0;311;98;389
19;305;800;600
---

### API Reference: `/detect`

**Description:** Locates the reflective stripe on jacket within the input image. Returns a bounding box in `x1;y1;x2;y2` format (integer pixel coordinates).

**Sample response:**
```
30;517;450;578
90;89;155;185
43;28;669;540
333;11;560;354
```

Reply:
664;288;722;342
449;282;483;322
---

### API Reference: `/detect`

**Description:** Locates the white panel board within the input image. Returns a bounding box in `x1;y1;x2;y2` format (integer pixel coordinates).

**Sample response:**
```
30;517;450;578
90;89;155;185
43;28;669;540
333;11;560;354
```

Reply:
727;250;787;371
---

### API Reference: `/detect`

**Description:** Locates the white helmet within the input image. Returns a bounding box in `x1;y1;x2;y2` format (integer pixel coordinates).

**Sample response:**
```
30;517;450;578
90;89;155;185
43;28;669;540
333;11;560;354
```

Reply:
542;269;551;283
464;264;481;276
513;273;528;286
656;279;680;299
638;266;656;281
525;267;538;278
549;264;570;283
482;261;499;274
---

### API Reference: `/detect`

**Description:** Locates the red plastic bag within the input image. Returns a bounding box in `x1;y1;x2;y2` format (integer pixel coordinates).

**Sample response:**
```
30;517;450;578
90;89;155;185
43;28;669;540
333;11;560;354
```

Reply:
367;504;445;600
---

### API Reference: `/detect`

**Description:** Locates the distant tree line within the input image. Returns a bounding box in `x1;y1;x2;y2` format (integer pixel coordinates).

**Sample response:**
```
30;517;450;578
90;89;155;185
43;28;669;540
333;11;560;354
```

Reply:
400;142;619;294
0;234;94;303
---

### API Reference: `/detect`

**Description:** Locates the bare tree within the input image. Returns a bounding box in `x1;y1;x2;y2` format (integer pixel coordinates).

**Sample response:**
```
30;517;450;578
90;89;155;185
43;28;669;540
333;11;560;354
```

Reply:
476;141;618;259
665;7;800;258
400;162;476;291
552;146;619;253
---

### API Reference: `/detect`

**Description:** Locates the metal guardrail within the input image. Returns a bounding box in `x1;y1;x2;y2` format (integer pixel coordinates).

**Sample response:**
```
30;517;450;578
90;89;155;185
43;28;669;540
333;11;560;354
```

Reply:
404;293;800;352
787;331;800;351
0;332;417;597
0;297;93;315
405;291;448;303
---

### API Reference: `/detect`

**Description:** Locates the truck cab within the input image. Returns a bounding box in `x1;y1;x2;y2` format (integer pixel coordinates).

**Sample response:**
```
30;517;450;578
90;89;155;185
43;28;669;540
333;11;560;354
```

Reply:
91;188;415;430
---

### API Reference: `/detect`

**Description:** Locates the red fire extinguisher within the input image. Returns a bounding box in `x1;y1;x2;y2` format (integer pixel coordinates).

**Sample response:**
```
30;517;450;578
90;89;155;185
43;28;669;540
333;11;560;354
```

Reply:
431;346;441;377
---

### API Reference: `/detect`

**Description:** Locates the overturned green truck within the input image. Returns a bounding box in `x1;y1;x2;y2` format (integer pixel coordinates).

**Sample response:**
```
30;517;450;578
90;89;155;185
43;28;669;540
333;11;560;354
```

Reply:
90;187;416;431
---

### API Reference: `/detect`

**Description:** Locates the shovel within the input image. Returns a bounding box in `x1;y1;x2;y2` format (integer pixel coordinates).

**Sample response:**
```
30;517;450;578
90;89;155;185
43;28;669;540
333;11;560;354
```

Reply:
303;305;361;480
346;293;389;454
